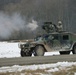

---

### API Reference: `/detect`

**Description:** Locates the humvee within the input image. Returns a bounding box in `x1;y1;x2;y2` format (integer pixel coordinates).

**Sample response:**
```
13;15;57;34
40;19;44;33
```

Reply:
18;22;76;57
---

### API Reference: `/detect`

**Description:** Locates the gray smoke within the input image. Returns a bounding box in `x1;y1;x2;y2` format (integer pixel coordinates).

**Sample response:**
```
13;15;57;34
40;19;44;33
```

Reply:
0;12;26;39
0;12;38;39
26;20;38;31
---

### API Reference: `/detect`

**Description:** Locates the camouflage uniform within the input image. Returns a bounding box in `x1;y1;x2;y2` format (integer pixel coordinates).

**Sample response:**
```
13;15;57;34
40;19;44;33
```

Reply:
57;21;63;31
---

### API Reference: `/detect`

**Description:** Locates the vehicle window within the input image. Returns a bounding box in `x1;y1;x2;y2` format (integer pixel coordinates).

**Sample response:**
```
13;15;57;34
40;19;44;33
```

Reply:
34;36;42;41
63;35;69;40
44;35;49;40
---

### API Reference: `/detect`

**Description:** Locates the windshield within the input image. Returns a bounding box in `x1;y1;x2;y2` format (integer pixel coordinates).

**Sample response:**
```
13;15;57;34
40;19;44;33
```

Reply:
34;35;43;41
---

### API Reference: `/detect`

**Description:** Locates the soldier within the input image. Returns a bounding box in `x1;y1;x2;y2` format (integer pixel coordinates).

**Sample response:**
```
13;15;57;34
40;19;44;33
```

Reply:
57;21;63;32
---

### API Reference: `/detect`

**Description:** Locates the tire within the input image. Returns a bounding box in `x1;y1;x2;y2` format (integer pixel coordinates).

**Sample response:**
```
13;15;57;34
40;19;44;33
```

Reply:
59;51;70;55
20;50;25;57
20;50;32;57
72;44;76;54
34;45;45;56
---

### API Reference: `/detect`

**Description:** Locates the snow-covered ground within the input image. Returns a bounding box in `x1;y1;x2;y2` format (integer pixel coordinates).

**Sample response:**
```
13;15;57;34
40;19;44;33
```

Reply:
0;42;20;58
0;42;60;58
0;42;76;75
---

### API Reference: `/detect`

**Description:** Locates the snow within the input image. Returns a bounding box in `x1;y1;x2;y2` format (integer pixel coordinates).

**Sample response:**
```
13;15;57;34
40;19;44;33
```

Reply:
0;42;20;58
0;42;75;74
0;62;76;73
0;42;60;58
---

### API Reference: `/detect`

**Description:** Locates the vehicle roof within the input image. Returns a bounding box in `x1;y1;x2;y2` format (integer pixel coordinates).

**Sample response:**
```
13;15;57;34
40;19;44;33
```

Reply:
36;31;76;38
49;31;73;35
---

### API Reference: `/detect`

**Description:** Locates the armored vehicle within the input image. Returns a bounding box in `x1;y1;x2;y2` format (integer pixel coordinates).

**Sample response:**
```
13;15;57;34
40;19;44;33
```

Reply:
18;22;76;57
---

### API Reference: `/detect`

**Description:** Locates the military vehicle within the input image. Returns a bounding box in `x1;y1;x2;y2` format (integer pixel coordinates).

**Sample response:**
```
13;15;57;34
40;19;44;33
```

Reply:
18;22;76;57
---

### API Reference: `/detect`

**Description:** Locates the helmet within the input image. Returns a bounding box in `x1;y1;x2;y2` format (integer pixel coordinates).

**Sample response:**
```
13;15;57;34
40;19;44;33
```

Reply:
58;21;62;25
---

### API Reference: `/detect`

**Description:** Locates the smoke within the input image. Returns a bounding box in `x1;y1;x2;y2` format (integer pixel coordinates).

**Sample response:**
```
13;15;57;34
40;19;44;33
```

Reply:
0;12;38;40
0;12;25;39
26;20;38;31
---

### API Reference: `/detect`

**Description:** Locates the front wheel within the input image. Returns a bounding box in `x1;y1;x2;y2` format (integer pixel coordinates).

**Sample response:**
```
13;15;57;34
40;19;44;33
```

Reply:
72;44;76;54
59;51;70;55
34;45;45;56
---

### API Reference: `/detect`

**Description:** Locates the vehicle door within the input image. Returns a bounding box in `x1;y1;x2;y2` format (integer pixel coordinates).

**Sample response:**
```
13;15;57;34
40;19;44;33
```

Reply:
51;34;61;50
60;34;72;49
44;34;61;51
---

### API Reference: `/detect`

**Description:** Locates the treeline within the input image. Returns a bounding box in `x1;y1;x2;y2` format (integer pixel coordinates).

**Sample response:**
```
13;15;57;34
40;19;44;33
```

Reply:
0;0;76;40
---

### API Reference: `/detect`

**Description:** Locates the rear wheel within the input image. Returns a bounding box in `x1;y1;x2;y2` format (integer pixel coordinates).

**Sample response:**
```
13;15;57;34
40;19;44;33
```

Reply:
59;51;70;55
72;44;76;54
20;50;32;57
34;45;45;56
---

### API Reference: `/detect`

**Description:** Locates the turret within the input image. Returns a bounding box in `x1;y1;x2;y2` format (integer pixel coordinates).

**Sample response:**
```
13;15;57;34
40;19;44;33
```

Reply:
42;22;58;33
42;21;63;33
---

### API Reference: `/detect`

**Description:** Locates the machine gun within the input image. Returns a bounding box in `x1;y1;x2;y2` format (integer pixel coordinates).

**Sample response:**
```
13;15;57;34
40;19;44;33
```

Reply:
42;22;63;33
